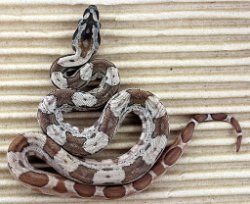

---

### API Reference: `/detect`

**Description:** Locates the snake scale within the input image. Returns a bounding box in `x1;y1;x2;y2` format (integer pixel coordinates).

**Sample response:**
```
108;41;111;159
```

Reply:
7;5;243;199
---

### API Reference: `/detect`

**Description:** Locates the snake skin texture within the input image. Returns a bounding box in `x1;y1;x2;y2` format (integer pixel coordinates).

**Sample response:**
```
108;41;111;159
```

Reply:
7;5;243;199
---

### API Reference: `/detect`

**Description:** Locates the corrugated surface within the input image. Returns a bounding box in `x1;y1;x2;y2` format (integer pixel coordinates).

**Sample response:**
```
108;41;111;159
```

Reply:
0;1;250;203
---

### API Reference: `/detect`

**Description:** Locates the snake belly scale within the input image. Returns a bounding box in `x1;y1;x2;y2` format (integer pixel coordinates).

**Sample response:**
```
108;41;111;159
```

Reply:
7;5;243;199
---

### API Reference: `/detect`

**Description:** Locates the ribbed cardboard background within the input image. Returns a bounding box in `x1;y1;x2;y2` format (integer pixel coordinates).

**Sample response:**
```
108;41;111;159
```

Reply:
0;1;250;203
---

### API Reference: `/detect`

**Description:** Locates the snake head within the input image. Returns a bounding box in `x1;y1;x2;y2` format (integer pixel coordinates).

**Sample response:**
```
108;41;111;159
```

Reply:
72;5;101;57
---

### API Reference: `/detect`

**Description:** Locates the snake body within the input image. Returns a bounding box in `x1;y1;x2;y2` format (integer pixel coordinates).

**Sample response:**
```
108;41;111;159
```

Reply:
7;5;243;199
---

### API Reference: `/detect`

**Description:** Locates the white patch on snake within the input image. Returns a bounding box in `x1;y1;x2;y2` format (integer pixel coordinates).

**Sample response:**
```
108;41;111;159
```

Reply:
83;12;90;20
72;92;97;107
101;159;114;164
109;90;130;117
54;149;80;172
24;132;47;148
58;47;83;67
46;124;67;145
142;135;167;165
44;175;58;189
93;167;125;185
91;10;98;22
64;180;77;193
51;72;68;89
130;144;141;154
94;186;105;197
79;63;93;81
206;114;213;122
39;95;57;114
7;152;29;177
118;152;130;162
149;170;157;179
83;131;109;154
82;39;89;47
81;126;95;139
125;183;136;195
145;95;166;119
105;67;120;86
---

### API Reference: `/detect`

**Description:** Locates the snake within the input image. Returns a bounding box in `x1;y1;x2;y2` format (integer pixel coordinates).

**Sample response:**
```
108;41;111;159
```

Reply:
7;5;243;199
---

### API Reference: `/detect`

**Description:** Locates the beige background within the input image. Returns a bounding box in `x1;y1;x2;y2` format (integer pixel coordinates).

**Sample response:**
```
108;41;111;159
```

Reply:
1;0;250;203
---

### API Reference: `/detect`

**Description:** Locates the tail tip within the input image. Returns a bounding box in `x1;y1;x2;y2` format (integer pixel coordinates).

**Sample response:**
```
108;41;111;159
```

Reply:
236;135;242;152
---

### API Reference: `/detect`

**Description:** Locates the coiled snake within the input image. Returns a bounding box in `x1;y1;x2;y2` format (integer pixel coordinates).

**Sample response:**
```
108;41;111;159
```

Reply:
7;5;243;199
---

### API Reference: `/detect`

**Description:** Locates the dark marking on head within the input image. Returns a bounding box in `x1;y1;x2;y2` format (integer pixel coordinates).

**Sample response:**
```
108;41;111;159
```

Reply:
72;5;101;52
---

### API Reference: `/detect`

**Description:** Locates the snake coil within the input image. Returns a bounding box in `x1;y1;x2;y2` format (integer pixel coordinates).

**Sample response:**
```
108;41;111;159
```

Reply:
7;5;243;199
